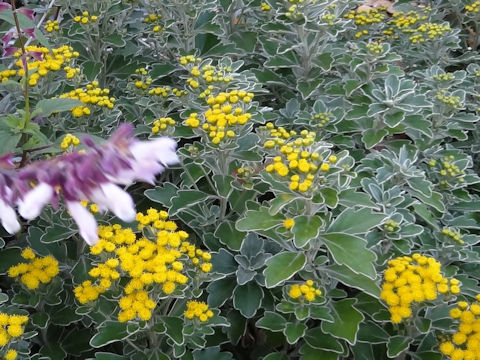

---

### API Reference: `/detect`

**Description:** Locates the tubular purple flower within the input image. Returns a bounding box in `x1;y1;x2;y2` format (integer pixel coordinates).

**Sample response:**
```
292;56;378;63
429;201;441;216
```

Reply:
0;3;11;12
17;7;34;21
0;124;179;245
66;201;98;246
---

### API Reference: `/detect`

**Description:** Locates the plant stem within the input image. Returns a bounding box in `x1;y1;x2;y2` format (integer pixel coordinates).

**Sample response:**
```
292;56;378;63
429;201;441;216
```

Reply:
11;0;31;166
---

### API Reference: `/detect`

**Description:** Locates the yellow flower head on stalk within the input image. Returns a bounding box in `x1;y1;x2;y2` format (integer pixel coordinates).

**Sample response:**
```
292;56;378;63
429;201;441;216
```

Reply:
60;133;80;150
59;81;115;117
4;349;18;360
185;90;253;145
73;11;98;25
75;210;212;322
4;45;80;85
7;249;59;290
263;125;337;194
143;13;162;23
288;280;322;302
283;218;295;230
380;254;459;323
44;19;60;32
261;2;271;11
184;301;214;322
0;313;28;347
465;1;480;13
151;117;176;134
440;294;480;359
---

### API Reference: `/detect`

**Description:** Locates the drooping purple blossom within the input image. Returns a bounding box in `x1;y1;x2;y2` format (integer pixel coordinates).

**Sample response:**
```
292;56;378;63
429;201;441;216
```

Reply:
0;124;179;245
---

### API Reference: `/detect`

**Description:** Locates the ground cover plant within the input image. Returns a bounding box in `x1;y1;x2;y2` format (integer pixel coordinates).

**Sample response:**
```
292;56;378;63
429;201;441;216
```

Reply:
0;0;479;359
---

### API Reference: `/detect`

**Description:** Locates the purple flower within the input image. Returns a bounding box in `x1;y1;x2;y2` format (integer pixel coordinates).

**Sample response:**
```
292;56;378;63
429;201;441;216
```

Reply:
0;124;179;245
0;3;11;12
17;7;34;21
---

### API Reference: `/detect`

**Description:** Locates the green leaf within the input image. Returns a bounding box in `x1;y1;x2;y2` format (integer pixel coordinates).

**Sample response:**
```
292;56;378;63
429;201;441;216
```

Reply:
95;353;128;360
236;207;284;231
325;265;380;298
214;221;245;250
0;129;21;155
362;129;388;148
31;312;49;328
337;189;378;209
162;316;184;345
213;175;233;197
41;225;75;243
321;233;377;279
264;354;289;360
269;194;296;215
230;31;257;52
320;188;338;208
144;183;178;207
170;190;214;215
264;252;306;288
106;33;126;47
83;61;102;81
35;98;84;117
193;347;232;360
322;299;364;345
256;312;287;332
0;248;22;274
90;321;133;348
208;277;237;307
233;282;264;318
150;64;177;78
328;208;386;234
304;327;344;353
284;322;307;344
387;336;412;358
300;345;339;360
292;215;323;248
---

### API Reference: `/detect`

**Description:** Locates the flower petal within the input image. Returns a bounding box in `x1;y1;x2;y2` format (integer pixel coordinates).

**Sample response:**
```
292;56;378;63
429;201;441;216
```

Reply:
0;199;20;234
100;183;136;222
18;182;53;220
66;201;98;245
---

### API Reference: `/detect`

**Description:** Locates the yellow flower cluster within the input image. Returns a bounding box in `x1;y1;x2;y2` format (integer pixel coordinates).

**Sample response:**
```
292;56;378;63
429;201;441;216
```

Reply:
442;228;464;245
44;19;60;32
134;78;152;90
381;254;459;323
59;81;115;117
344;8;386;25
263;125;334;193
366;42;384;54
118;290;156;322
384;219;399;232
410;22;451;43
179;55;200;66
148;86;187;97
312;112;333;128
0;313;28;348
289;280;322;302
465;1;480;12
143;13;162;23
388;11;425;29
428;156;465;186
437;90;462;109
4;349;17;360
433;73;454;81
73;11;98;24
75;210;212;322
184;301;214;322
60;133;80;149
440;295;480;360
186;63;233;93
151;117;176;134
321;13;335;26
6;45;80;85
0;69;16;83
283;218;295;230
8;248;59;290
261;2;271;11
74;280;106;304
80;200;99;213
185;90;253;145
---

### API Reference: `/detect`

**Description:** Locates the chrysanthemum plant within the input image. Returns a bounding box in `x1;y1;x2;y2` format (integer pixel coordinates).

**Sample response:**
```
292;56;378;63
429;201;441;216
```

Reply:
0;0;480;359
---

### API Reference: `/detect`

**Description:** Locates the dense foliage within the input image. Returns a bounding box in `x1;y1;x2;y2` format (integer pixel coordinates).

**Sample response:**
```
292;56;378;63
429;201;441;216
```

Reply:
0;0;479;359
